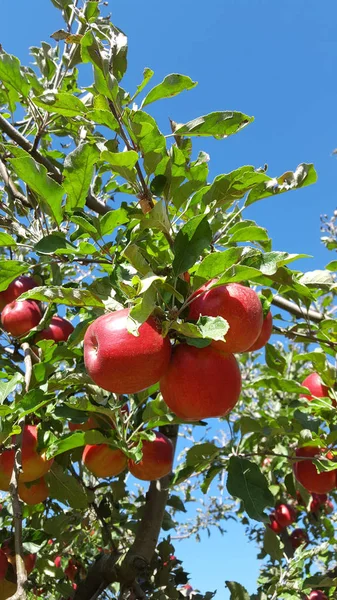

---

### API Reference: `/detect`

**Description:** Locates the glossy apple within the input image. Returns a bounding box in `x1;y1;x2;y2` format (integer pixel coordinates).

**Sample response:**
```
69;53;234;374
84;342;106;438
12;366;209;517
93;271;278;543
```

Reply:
268;514;284;534
0;425;53;490
300;373;329;402
0;549;8;580
54;556;61;568
247;311;273;351
128;431;173;481
24;553;36;574
84;308;171;394
160;344;241;420
35;315;74;343
0;276;38;311
1;300;42;337
289;528;308;549
83;444;127;478
65;559;78;581
188;281;263;353
18;477;49;505
307;591;328;600
274;503;296;528
293;446;337;494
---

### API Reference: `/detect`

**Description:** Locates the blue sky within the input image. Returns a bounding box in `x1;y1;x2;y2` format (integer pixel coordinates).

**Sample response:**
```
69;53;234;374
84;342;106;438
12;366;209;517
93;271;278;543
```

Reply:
1;1;337;597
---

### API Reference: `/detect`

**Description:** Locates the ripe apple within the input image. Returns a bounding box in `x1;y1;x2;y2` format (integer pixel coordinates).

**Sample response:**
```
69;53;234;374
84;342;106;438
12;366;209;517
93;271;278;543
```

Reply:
160;344;241;420
274;503;296;528
83;444;127;478
54;556;61;568
188;281;263;353
268;514;284;534
300;373;329;402
307;591;328;600
65;559;78;581
0;276;38;311
128;431;173;481
0;549;8;580
293;446;337;494
0;579;16;599
289;528;308;549
84;308;171;394
24;553;36;574
247;311;273;351
35;315;74;343
0;425;53;491
18;477;49;505
1;300;42;337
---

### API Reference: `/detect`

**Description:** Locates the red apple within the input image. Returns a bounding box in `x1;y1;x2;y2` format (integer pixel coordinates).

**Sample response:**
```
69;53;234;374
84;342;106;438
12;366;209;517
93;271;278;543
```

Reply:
35;315;74;343
24;553;36;574
1;300;42;337
247;311;273;351
0;549;8;580
324;499;334;514
65;559;78;581
68;416;99;432
54;556;61;568
274;503;296;528
300;373;329;402
128;431;173;481
289;528;308;549
0;425;53;491
18;477;49;505
268;514;284;534
188;281;263;353
83;444;127;478
0;276;38;310
293;447;337;494
84;308;171;394
310;497;321;514
160;344;241;420
307;591;328;600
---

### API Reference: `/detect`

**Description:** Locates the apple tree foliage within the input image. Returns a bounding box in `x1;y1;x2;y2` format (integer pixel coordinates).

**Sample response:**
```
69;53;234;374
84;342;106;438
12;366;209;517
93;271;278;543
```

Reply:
0;1;336;599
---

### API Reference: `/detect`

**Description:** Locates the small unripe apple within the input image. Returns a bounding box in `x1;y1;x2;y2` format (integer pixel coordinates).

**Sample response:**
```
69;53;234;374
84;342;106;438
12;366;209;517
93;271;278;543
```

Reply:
160;344;241;420
18;477;49;505
0;549;8;580
188;281;263;353
1;300;42;337
128;431;173;481
268;514;284;534
293;446;337;494
83;444;127;478
35;315;74;343
84;308;171;394
247;311;273;351
289;528;308;549
274;503;296;528
0;276;38;310
300;373;329;401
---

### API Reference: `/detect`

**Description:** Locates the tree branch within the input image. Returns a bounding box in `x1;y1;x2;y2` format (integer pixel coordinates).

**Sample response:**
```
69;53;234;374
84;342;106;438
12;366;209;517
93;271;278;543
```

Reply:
0;114;110;216
271;294;323;323
0;159;32;208
73;425;178;600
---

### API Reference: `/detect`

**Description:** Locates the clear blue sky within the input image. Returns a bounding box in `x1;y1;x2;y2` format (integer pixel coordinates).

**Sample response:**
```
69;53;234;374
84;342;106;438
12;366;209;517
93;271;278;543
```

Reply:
2;1;337;597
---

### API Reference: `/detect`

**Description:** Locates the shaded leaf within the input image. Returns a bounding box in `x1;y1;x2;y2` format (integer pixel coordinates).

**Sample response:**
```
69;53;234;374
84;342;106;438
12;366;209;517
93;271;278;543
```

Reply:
226;457;273;521
33;92;86;117
64;143;99;210
173;215;212;275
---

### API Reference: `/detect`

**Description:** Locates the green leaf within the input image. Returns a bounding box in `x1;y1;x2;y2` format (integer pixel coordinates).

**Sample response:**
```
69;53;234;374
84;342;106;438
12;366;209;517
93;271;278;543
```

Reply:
245;163;317;206
86;109;119;130
19;286;104;307
265;344;287;375
196;248;243;279
131;67;154;101
9;156;63;225
228;220;270;248
186;442;220;469
0;373;23;404
142;73;197;107
167;494;187;513
125;108;167;175
252;376;308;394
140;200;171;234
102;150;139;183
226;457;274;521
0;261;29;291
300;270;334;287
34;234;76;255
173;111;253;139
123;244;152;275
64;143;99;210
0;51;30;96
47;463;88;509
33;92;86;117
173;215;212;275
0;233;16;246
201;167;270;208
46;430;108;458
226;581;251;600
169;315;229;342
326;260;337;271
263;526;283;561
99;207;129;236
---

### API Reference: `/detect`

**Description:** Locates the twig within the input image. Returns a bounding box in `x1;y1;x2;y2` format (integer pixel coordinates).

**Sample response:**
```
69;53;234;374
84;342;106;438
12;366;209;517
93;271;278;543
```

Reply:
272;295;323;323
0;159;32;208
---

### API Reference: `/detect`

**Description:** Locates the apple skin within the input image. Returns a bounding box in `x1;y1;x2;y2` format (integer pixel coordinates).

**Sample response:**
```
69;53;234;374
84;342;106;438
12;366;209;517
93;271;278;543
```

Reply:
289;528;308;549
293;446;337;494
0;276;38;311
18;477;49;505
160;344;241;421
0;425;53;491
0;579;17;599
128;431;173;481
274;503;296;528
188;281;263;353
35;315;74;343
0;549;8;580
24;553;36;574
83;444;127;478
65;559;78;582
54;556;61;568
1;300;42;337
307;591;328;600
268;514;284;534
300;373;329;402
84;308;171;394
247;311;273;351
